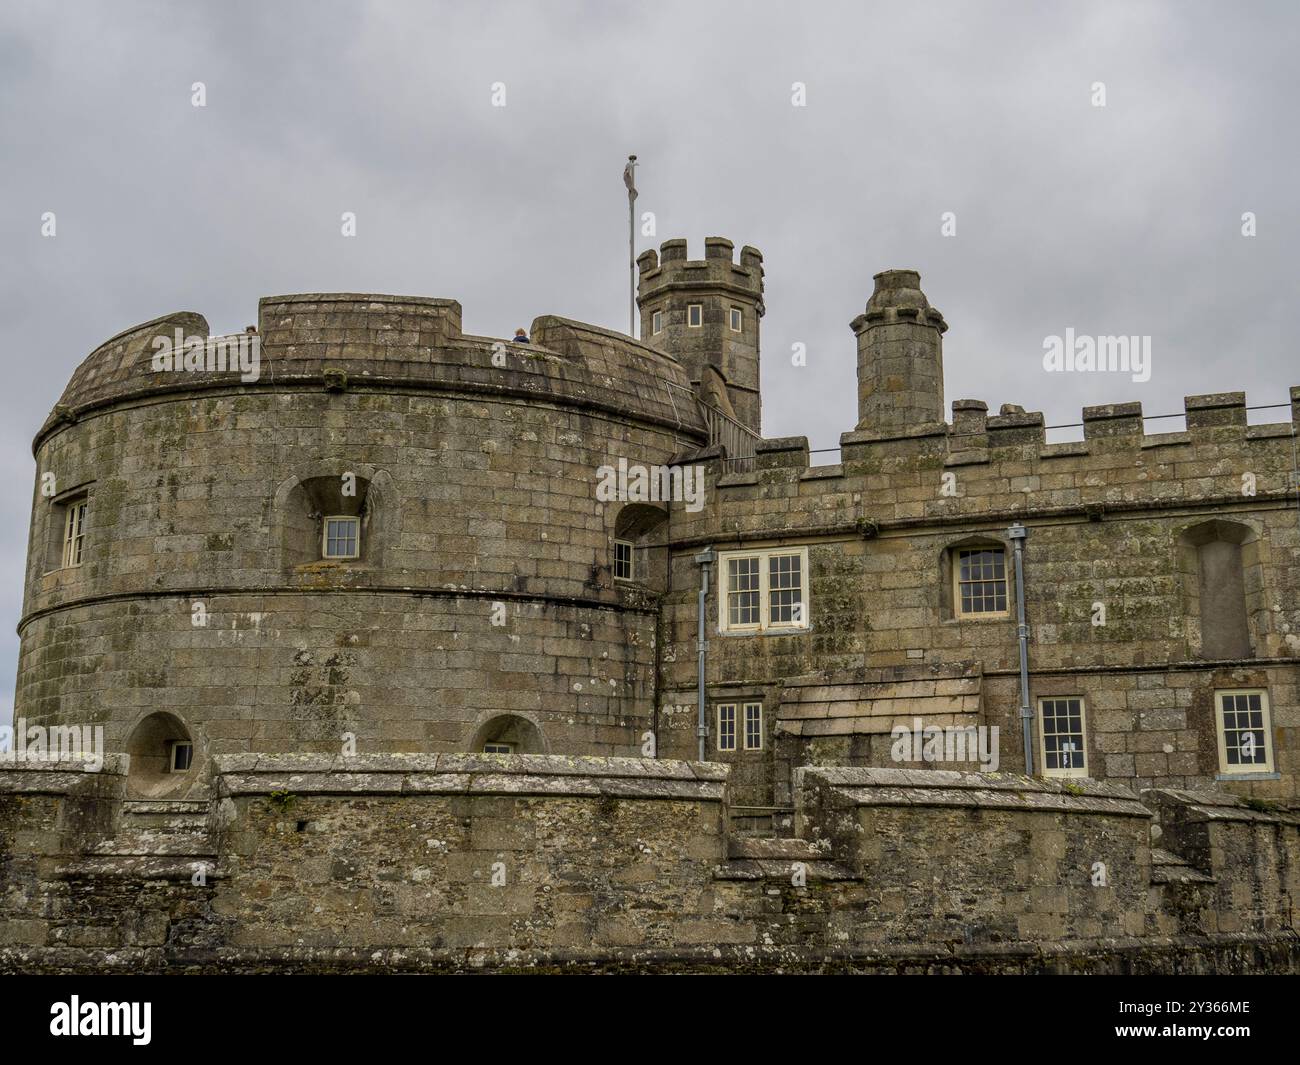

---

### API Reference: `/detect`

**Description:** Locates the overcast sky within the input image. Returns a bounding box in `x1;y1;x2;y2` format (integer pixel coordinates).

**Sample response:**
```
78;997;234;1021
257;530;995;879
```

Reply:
1;0;1297;729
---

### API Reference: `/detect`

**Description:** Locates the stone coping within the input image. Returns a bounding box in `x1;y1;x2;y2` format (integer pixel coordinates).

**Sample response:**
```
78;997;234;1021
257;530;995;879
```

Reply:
1146;788;1300;826
262;292;461;308
783;663;980;687
41;298;706;446
0;754;126;772
6;931;1296;974
800;766;1151;818
530;315;685;367
213;753;729;802
0;754;127;793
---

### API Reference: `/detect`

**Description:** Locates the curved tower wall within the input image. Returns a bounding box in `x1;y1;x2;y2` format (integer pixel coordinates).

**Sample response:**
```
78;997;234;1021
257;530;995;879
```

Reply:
18;294;706;780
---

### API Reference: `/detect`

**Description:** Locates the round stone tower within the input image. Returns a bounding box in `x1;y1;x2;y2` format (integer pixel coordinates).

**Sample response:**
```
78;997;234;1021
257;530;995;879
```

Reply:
850;269;948;434
636;237;764;433
18;295;706;797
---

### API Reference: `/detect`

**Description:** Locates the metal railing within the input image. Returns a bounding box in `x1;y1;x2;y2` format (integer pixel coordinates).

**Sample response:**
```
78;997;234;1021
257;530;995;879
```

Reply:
700;402;761;474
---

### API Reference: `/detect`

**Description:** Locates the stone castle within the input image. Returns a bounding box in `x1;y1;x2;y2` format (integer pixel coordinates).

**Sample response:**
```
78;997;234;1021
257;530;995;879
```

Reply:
1;237;1298;973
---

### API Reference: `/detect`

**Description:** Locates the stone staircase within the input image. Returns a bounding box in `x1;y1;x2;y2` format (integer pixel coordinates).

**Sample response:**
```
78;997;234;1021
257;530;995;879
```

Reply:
715;835;854;882
46;798;224;952
728;805;795;838
1149;846;1216;885
716;810;854;882
81;799;217;871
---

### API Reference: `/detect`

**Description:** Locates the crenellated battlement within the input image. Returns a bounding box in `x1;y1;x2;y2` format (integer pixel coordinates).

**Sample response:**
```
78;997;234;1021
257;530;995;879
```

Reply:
937;390;1300;457
637;237;766;434
636;236;765;296
696;390;1300;486
674;385;1300;543
35;293;708;450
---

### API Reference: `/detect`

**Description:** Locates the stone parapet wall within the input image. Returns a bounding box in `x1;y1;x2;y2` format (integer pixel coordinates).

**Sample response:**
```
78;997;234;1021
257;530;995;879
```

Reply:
1145;787;1300;933
2;756;1296;973
0;757;130;955
797;767;1154;944
669;388;1300;546
40;296;704;445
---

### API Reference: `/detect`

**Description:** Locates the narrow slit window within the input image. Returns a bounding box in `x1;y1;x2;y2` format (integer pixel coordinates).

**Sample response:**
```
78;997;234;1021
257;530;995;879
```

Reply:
687;304;703;328
62;498;88;568
717;704;736;752
729;307;742;332
652;310;663;335
726;556;761;629
613;539;634;582
1039;697;1087;777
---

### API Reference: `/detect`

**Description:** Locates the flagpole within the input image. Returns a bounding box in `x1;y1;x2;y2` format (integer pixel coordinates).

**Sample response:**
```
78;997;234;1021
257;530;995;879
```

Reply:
626;155;637;338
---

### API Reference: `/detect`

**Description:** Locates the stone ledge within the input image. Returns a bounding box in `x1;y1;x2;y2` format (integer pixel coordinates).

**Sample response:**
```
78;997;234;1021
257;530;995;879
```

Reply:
1245;422;1294;440
799;463;843;480
51;856;223;882
4;932;1296;974
755;435;808;454
213;753;729;802
944;448;989;467
0;755;128;794
263;292;462;309
20;584;665;634
1150;847;1216;884
0;754;127;772
800;766;1151;818
1141;431;1192;449
1040;441;1090;459
783;663;979;688
1146;788;1300;826
1185;391;1246;411
841;421;949;446
712;858;856;882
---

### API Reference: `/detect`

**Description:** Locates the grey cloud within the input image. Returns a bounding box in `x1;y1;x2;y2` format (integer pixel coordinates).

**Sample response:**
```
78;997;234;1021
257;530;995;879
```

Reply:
1;0;1296;727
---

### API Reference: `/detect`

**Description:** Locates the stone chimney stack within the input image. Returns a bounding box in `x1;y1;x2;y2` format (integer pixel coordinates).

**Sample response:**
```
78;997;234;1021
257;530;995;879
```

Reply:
850;269;948;433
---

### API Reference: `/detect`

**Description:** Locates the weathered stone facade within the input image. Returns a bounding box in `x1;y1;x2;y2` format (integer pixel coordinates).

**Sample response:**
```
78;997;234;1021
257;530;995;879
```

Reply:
19;298;699;786
2;238;1298;971
1;755;1296;973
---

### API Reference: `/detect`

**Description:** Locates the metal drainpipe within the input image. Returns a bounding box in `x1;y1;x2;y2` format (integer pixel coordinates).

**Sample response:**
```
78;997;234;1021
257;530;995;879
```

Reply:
694;547;716;762
1008;523;1034;775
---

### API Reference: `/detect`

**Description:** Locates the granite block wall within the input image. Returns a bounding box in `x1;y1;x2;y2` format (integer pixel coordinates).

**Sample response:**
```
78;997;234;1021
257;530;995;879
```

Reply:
2;756;1296;973
660;388;1300;804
